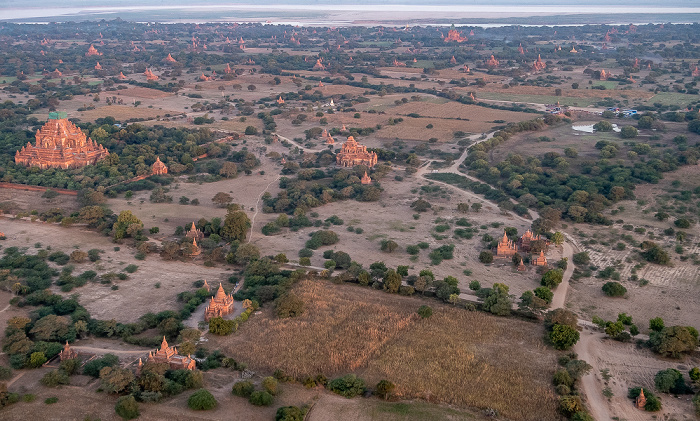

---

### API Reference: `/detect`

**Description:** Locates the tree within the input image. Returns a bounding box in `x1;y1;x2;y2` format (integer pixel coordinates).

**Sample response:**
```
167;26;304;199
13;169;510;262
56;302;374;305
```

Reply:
212;192;233;207
457;203;469;213
483;283;512;316
41;370;70;387
245;126;258;135
209;317;236;335
112;210;143;240
249;391;273;406
262;376;278;395
410;199;432;212
232;380;255;397
383;269;401;293
654;368;685;393
28;352;47;368
689;367;700;384
329;374;365;398
689;119;700;135
376;380;395;400
649;317;665;332
380;240;398;253
649;326;699;358
534;286;553;304
620;126;638;138
188;389;217;410
219;162;238;178
559;395;583;416
235;243;260;264
479;251;493;264
550;324;580;350
100;366;134;394
417;305;432;318
115;395;139;420
276;406;304;421
275;293;305;318
602;281;626;297
593;120;613;132
541;269;563;289
221;209;251;242
551;232;564;246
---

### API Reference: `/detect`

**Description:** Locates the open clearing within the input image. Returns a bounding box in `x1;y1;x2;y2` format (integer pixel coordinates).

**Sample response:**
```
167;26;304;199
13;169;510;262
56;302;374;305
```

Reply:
210;279;560;421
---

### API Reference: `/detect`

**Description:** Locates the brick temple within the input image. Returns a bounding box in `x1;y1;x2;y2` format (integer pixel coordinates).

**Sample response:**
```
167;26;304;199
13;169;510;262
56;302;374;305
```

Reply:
14;113;109;169
336;136;377;168
145;337;196;370
204;283;235;321
151;157;168;175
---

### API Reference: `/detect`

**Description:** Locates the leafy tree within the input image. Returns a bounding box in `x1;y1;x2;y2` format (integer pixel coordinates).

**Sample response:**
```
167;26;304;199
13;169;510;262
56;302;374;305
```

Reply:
221;209;251;241
649;317;665;332
411;199;432;212
383;269;401;293
417;305;432;318
559;395;583;416
541;269;563;289
276;406;304;421
551;231;564;246
232;380;255;397
275;293;305;318
468;280;481;291
28;352;47;368
262;376;279;395
100;366;134;394
482;283;512;316
593;120;613;132
550;324;580;350
375;380;395;400
654;368;687;394
115;395;139;420
40;370;70;387
572;252;590;266
329;374;366;398
649;326;699;358
602;281;626;297
534;286;553;304
212;192;233;207
620;126;638;138
249;390;273;406
689;367;700;384
188;388;217;410
380;239;398;253
478;251;493;264
209;317;236;335
112;210;143;240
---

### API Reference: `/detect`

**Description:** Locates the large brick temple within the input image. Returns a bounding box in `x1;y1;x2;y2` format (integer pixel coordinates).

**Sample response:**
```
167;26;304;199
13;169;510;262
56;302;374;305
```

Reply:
14;112;109;169
336;136;377;168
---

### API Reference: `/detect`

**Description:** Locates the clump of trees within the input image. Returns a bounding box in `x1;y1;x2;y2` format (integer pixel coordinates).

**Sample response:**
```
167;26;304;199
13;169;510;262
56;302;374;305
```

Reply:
545;309;580;350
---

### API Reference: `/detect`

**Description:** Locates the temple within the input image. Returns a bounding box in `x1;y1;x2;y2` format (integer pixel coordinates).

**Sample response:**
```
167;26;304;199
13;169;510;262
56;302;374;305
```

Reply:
532;250;548;267
532;55;546;72
151;157;168;175
164;53;177;63
204;283;235;321
59;341;78;361
15;113;109;169
144;69;159;81
94;62;103;70
570;45;578;53
147;337;196;370
444;28;467;43
276;96;285;105
85;44;101;56
186;222;204;241
600;69;609;80
313;58;326;70
692;66;700;77
336;136;378;168
486;55;499;67
361;171;372;185
518;229;541;253
495;231;517;258
635;388;647;409
518;43;525;54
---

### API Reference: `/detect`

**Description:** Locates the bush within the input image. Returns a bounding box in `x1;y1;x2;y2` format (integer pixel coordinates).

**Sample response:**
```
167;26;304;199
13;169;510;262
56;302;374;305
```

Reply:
541;269;563;289
275;293;305;318
40;370;70;387
329;374;365;398
124;264;139;273
0;366;12;380
115;395;139;420
262;376;278;395
209;317;236;335
478;251;493;263
654;368;688;394
276;406;304;421
549;324;580;350
417;305;433;318
602;281;627;297
188;389;217;410
375;379;395;399
249;390;274;406
534;286;553;304
232;380;255;397
620;126;638;139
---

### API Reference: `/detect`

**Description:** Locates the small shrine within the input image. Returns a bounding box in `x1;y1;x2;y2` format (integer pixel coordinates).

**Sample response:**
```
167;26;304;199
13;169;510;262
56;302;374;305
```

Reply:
450;56;457;64
147;337;196;370
204;283;235;321
144;69;158;81
518;43;525;54
532;250;548;267
361;171;372;185
187;238;201;257
600;69;609;80
276;96;285;105
444;28;467;43
164;53;177;63
532;55;546;72
313;58;326;70
224;63;232;74
59;341;78;361
186;222;204;241
15;112;109;169
486;55;500;67
392;58;406;67
151;157;168;175
118;72;127;80
517;258;527;272
570;45;578;53
336;136;378;168
85;44;102;56
635;388;647;409
692;66;700;77
94;62;103;70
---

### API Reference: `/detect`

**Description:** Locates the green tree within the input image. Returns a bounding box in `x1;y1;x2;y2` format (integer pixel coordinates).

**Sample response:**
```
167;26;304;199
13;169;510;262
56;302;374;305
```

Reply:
329;374;366;398
549;324;580;350
602;281;626;297
654;368;684;393
112;210;143;240
551;231;564;246
383;269;401;293
375;380;395;400
188;389;217;410
620;126;638;138
100;367;134;394
209;317;236;335
479;251;493;264
541;269;563;289
380;239;398;253
232;380;255;397
417;305;432;318
534;286;553;304
275;293;305;318
212;192;233;207
276;406;304;421
649;317;665;332
28;352;47;368
262;376;278;395
249;391;273;406
115;395;139;420
593;120;613;132
649;326;699;358
483;283;512;316
221;209;251;242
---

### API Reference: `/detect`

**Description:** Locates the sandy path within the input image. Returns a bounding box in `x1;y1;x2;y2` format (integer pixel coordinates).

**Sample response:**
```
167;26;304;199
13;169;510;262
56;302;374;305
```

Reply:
249;175;281;242
71;346;147;355
551;241;575;310
575;330;613;421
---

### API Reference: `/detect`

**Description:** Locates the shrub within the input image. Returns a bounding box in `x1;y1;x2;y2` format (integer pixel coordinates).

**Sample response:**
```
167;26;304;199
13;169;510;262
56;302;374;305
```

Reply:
40;370;70;387
602;281;627;297
262;376;279;395
124;264;139;273
375;379;396;400
478;251;493;264
534;286;553;304
654;368;687;394
329;374;366;398
232;380;255;398
0;366;12;380
275;293;305;318
549;324;580;350
188;389;217;410
115;395;139;420
45;397;58;404
209;317;236;335
468;280;481;291
276;406;304;421
541;269;563;289
249;390;274;406
417;305;433;318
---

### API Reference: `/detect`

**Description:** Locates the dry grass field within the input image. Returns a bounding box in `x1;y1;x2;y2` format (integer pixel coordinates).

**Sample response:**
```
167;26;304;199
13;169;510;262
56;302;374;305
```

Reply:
78;105;177;121
212;280;560;421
